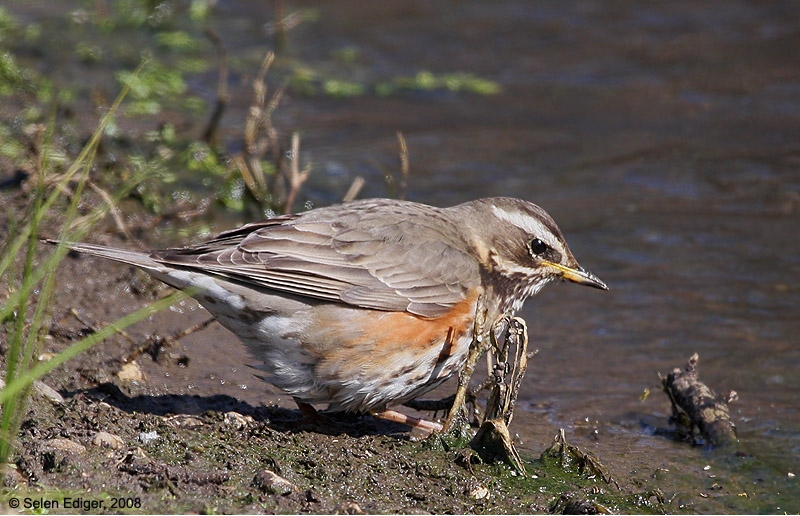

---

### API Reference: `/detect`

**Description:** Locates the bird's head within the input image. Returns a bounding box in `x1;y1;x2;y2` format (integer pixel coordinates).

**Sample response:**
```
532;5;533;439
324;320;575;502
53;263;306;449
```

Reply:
456;197;607;313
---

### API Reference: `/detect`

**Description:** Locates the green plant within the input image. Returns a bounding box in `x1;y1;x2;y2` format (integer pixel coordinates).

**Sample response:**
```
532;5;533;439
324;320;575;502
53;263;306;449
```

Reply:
0;61;191;470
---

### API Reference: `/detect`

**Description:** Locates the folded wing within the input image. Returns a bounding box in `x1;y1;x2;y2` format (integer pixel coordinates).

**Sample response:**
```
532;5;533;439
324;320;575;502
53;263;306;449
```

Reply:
151;200;479;318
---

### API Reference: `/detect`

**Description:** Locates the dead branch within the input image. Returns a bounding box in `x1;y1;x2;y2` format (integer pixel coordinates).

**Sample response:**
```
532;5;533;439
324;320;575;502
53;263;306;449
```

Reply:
201;28;229;144
661;353;737;447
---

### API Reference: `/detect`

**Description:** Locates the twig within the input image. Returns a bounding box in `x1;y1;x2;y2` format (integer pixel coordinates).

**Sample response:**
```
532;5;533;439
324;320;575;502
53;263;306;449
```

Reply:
661;353;738;447
265;1;307;51
201;28;229;144
230;51;290;210
543;429;619;489
86;181;137;244
283;132;311;213
396;131;409;200
242;53;276;198
125;317;217;363
342;176;365;203
443;294;490;431
468;316;530;475
68;308;136;346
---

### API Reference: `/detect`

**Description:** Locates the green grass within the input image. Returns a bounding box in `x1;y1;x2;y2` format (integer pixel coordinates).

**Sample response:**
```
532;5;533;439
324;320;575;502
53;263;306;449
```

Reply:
0;60;192;472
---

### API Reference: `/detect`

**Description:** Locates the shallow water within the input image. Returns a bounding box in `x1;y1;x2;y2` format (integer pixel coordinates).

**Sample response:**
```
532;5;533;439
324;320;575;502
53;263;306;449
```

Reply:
15;1;800;511
208;2;800;510
141;0;800;508
124;1;798;508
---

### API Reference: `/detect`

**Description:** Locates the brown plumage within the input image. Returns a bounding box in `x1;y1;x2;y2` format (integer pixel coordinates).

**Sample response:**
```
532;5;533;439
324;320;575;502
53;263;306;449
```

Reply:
52;197;606;432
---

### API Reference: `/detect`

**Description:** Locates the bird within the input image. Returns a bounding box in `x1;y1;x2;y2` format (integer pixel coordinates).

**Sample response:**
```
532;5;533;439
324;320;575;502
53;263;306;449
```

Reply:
52;197;607;433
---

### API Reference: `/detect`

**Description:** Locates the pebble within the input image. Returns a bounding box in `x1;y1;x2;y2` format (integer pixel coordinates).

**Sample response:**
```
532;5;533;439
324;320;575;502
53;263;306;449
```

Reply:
116;361;145;382
469;484;490;500
252;469;297;495
334;500;365;514
137;431;159;445
165;414;204;429
0;378;64;404
224;411;254;430
41;438;87;455
34;381;65;404
90;431;125;450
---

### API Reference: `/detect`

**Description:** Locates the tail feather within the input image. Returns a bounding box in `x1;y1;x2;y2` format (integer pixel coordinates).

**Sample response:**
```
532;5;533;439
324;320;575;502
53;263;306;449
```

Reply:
44;239;203;294
43;239;161;270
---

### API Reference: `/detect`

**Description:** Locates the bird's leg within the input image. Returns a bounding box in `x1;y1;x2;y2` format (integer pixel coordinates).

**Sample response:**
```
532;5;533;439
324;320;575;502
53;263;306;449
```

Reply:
371;409;443;435
443;294;490;431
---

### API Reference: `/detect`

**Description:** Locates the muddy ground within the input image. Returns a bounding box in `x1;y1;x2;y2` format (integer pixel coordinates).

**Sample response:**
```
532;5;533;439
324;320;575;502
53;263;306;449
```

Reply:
0;190;669;514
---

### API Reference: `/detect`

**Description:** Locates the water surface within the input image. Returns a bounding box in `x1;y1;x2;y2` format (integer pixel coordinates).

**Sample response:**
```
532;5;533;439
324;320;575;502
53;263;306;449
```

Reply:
223;3;800;511
19;1;800;511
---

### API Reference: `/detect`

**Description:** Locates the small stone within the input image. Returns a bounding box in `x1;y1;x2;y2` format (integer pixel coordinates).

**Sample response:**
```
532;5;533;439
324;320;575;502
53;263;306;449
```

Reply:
137;431;159;445
334;500;364;514
252;469;297;495
91;431;125;450
468;484;490;500
224;411;254;430
41;438;86;455
116;361;144;382
165;414;204;429
33;380;65;404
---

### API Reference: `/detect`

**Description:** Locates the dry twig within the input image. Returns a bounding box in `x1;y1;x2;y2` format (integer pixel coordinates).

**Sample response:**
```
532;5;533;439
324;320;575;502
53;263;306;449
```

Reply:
661;353;737;447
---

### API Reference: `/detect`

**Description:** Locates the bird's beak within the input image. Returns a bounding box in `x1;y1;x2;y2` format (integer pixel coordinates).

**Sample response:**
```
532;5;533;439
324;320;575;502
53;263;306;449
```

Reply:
543;260;608;290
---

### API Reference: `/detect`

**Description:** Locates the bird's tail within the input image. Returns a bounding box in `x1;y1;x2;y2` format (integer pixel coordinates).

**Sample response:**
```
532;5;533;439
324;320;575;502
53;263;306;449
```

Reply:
43;239;161;271
44;239;211;297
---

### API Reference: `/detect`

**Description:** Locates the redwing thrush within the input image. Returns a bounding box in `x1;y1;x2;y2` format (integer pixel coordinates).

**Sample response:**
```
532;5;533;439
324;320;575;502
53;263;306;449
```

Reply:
54;197;606;432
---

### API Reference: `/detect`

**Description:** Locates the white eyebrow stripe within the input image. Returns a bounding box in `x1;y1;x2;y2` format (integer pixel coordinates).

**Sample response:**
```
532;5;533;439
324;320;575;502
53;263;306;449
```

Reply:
491;204;558;245
491;205;548;236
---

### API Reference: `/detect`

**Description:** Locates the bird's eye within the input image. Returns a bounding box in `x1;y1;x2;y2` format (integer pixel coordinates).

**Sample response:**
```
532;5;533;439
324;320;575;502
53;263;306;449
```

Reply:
528;238;548;256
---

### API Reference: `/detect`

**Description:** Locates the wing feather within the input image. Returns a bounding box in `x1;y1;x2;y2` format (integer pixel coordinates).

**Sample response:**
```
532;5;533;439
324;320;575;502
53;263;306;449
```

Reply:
151;199;479;317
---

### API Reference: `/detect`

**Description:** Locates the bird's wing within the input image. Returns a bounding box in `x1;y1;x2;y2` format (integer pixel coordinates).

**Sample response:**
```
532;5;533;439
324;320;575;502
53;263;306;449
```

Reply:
152;200;480;318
